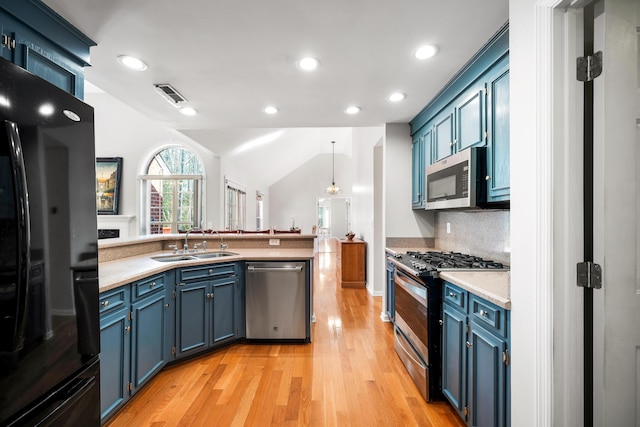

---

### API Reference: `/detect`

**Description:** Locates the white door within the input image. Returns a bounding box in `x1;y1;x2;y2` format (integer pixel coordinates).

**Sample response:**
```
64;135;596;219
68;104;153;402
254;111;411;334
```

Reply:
592;0;640;425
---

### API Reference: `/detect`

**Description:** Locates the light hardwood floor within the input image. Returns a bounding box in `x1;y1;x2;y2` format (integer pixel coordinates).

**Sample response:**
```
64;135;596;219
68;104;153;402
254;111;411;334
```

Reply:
105;238;464;426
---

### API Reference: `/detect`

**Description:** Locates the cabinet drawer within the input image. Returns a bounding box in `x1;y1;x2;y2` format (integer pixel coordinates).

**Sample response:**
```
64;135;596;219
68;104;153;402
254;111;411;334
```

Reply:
99;286;130;316
133;274;165;300
469;293;506;338
443;282;466;311
179;263;236;282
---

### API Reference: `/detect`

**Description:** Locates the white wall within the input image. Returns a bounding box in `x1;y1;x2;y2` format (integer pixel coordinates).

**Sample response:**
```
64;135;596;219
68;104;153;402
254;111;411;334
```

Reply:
220;155;270;230
350;127;384;294
268;153;352;233
86;91;220;233
383;123;435;237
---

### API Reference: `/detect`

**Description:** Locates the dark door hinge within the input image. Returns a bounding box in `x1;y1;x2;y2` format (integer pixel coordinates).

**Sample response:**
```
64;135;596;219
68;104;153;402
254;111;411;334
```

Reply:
464;406;469;419
127;382;132;392
503;349;510;366
128;311;133;321
171;346;176;355
577;51;603;82
577;261;602;289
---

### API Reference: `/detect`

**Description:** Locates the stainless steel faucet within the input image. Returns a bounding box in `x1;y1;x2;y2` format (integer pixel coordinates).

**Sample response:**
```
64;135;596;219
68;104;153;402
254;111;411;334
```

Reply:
184;227;206;252
212;230;228;251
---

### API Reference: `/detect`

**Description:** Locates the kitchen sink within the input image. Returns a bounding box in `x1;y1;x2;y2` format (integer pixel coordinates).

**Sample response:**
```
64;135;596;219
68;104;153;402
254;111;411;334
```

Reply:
194;251;237;259
151;252;238;262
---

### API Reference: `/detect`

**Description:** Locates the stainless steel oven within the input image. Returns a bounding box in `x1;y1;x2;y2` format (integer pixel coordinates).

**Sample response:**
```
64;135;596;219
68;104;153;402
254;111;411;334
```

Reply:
393;268;439;401
390;250;508;402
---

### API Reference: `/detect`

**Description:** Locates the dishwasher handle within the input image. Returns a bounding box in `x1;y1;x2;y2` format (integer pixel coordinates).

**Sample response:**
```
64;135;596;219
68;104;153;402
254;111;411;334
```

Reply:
247;265;303;273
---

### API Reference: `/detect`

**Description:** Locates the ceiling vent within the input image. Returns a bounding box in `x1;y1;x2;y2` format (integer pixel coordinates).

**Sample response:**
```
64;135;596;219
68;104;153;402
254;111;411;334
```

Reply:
153;83;187;107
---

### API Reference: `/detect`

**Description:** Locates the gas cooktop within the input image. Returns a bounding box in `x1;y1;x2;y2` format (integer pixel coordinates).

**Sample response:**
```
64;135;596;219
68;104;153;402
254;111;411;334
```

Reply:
392;250;509;277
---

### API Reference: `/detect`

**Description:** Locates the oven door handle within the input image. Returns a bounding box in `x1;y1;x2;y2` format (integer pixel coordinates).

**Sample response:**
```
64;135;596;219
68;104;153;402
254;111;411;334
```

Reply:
395;270;428;306
395;328;427;369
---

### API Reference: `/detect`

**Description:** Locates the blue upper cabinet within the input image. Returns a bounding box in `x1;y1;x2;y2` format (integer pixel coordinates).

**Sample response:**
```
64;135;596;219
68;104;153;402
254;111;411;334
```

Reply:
412;124;433;209
411;134;424;208
0;0;95;98
485;57;510;202
410;23;509;206
456;84;486;152
433;109;455;162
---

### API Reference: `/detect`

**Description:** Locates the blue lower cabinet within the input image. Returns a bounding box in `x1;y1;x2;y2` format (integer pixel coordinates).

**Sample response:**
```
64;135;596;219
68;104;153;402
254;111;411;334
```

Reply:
99;273;170;423
212;276;237;343
176;263;243;359
467;322;507;427
176;280;209;357
441;281;509;427
99;262;246;421
131;291;170;393
442;303;467;418
99;305;130;421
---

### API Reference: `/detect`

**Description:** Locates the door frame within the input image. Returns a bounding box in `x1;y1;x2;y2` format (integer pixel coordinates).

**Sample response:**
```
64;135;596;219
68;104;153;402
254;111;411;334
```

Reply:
512;0;586;425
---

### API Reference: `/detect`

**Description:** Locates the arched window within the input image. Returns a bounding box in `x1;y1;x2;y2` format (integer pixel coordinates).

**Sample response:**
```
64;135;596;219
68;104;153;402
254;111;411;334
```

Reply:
141;147;203;234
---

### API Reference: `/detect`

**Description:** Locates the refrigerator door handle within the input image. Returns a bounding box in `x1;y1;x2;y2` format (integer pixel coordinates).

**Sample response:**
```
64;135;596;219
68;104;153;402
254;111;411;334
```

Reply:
3;120;31;354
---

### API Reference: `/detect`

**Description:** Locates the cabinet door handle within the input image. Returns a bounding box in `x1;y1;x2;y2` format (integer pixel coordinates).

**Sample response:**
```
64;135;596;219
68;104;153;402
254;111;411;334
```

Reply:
208;269;214;275
466;341;472;348
164;304;170;308
150;282;156;288
449;292;457;298
479;309;488;317
125;326;131;332
485;175;491;181
101;300;109;307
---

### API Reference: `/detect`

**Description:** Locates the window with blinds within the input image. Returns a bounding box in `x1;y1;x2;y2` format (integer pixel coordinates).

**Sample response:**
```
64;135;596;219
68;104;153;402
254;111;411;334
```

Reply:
225;178;246;231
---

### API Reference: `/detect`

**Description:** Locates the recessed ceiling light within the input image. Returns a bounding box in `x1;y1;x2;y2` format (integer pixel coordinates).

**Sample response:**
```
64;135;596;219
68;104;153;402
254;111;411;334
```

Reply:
179;107;198;116
263;105;278;114
345;106;361;115
117;55;148;71
414;45;439;60
388;92;406;102
297;57;320;71
63;109;81;122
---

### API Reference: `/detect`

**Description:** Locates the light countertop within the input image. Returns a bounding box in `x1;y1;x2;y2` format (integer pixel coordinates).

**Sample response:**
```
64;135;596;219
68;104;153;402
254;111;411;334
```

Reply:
439;270;510;310
99;248;314;293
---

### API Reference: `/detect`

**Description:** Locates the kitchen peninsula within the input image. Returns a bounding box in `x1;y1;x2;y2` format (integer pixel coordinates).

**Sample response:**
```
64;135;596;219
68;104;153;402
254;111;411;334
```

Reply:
97;233;315;422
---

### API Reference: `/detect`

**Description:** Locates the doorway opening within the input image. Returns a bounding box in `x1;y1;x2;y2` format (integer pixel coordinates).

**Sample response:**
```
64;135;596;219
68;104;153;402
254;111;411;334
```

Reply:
316;197;351;239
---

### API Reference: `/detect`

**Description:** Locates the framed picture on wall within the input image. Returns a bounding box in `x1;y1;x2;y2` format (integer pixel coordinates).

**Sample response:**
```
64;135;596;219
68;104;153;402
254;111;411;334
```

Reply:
96;157;122;215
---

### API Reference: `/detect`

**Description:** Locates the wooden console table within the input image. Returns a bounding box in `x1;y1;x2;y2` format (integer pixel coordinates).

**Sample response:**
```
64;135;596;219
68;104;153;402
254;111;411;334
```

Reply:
338;239;366;288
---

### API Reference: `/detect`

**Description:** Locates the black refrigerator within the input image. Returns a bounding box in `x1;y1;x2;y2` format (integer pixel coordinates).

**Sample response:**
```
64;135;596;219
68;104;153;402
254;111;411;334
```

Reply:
0;58;100;426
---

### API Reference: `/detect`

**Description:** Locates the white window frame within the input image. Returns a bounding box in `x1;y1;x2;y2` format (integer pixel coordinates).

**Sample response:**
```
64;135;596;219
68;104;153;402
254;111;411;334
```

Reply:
224;177;246;231
139;146;205;235
142;174;202;234
256;191;265;231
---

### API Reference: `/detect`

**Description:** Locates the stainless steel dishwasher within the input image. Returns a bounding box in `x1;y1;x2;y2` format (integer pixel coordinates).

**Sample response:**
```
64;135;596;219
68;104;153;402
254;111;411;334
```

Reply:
245;261;308;341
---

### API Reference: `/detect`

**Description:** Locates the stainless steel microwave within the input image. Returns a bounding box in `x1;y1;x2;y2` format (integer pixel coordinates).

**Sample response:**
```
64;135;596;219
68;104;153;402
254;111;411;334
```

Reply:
424;147;486;210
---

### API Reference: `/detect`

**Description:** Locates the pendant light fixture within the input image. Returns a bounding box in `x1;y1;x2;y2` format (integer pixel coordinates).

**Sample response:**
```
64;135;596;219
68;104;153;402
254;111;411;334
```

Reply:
325;140;341;195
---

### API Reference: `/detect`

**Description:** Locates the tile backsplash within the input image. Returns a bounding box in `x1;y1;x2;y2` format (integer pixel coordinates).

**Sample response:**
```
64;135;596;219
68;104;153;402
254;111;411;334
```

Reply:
435;210;510;265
